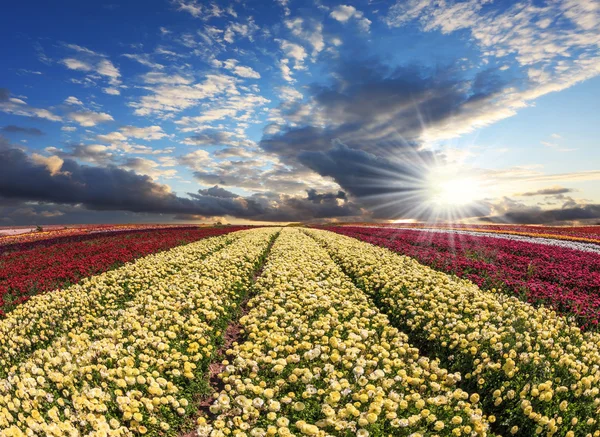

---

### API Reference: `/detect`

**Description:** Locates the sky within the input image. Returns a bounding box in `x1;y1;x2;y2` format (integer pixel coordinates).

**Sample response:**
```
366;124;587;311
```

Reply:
1;0;599;225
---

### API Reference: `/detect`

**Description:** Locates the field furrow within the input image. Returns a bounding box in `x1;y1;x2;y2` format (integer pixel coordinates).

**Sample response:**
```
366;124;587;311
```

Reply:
0;228;279;436
305;228;600;436
202;228;495;437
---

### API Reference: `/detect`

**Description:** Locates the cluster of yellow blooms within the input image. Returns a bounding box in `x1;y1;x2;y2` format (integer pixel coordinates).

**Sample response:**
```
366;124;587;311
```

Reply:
203;229;495;437
0;228;278;436
0;231;234;378
305;229;600;437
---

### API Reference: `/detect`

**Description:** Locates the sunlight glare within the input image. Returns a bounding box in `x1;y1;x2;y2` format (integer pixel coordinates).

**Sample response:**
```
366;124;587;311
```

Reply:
426;166;484;208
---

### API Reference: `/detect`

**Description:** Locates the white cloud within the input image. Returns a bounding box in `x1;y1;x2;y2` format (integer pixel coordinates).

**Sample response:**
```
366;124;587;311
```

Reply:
175;0;203;17
131;73;239;116
221;59;261;79
174;0;225;20
330;5;357;22
330;5;371;32
61;44;122;88
96;125;167;144
103;87;121;95
64;96;84;106
96;131;128;143
49;144;115;165
64;43;103;57
331;37;343;46
278;40;307;70
385;0;600;143
67;110;114;127
0;96;62;122
278;86;303;102
279;59;294;82
120;125;167;140
176;93;270;132
61;126;77;132
122;53;164;70
123;157;177;179
17;69;43;75
231;65;261;79
62;58;93;72
276;0;291;16
562;0;599;31
285;17;325;57
179;149;213;170
96;60;120;84
31;154;64;176
177;108;238;126
223;18;260;44
141;72;193;85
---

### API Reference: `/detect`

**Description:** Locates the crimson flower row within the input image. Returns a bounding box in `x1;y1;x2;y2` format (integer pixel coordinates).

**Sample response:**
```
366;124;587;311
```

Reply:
0;226;247;315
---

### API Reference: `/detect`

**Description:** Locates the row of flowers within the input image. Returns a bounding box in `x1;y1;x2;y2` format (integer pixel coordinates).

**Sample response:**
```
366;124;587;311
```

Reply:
201;228;496;437
305;228;600;436
0;226;247;315
325;226;600;329
345;223;600;245
385;227;600;254
0;224;214;248
0;230;237;379
0;228;278;436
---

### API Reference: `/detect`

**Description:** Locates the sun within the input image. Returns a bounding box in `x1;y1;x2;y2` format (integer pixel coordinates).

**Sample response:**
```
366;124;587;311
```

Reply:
425;165;485;209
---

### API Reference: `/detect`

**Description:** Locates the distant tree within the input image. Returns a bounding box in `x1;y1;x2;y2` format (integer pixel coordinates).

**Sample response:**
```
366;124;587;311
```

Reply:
35;225;44;232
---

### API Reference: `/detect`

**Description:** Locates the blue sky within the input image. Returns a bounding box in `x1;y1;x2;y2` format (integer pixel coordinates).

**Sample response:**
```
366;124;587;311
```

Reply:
1;0;599;225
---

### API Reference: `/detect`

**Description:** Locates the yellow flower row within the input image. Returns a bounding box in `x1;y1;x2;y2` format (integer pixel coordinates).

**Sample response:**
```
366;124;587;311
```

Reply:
0;228;279;437
305;228;600;437
203;228;495;437
0;232;236;378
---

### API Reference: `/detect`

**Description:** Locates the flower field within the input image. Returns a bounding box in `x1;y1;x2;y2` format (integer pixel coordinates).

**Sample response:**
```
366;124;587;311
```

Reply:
0;225;211;248
0;226;246;315
339;223;600;245
324;226;600;329
1;226;599;436
304;229;600;437
0;228;278;436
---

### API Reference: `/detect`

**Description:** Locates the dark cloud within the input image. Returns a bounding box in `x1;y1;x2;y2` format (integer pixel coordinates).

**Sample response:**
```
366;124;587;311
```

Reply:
306;189;346;203
262;126;335;159
0;139;364;223
197;185;240;198
483;205;600;224
184;130;234;146
298;143;429;198
259;59;510;220
0;143;249;217
518;187;575;196
297;143;450;219
481;196;600;224
213;147;255;158
469;68;511;102
245;190;363;222
1;125;44;136
262;61;507;160
53;144;115;165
